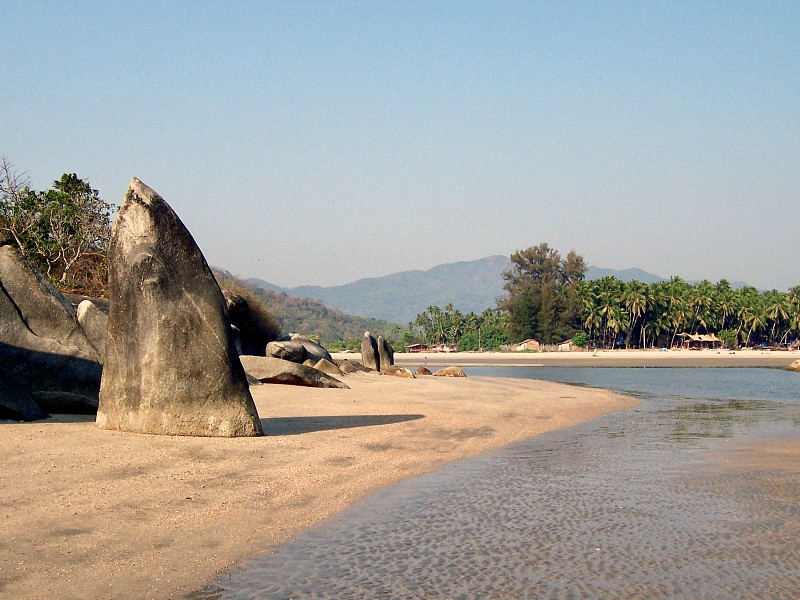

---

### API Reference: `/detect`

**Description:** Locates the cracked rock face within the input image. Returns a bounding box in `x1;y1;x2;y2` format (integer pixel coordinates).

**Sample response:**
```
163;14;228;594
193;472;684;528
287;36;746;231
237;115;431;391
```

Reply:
97;178;262;437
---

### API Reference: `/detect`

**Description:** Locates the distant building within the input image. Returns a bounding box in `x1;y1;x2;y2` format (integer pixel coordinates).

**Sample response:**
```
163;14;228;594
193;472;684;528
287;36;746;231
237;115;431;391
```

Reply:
678;333;722;349
432;343;457;353
514;339;541;352
406;343;430;353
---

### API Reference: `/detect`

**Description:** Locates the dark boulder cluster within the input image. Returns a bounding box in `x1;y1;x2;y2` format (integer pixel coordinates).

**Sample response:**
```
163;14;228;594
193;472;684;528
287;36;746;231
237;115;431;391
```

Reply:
359;331;415;378
0;241;104;421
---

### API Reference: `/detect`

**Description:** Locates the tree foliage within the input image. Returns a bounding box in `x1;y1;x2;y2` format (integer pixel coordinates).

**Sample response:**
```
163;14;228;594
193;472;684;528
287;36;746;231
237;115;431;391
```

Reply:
499;243;586;344
407;305;508;350
576;277;800;349
0;158;114;296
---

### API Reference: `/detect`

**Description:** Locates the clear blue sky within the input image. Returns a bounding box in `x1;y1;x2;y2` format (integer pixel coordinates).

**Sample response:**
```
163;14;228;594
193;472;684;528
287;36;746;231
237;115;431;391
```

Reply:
3;1;798;290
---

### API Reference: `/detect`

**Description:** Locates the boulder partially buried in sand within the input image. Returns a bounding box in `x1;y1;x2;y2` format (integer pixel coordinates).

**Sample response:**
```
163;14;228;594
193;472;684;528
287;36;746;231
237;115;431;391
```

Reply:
788;359;800;372
433;366;468;377
97;178;262;437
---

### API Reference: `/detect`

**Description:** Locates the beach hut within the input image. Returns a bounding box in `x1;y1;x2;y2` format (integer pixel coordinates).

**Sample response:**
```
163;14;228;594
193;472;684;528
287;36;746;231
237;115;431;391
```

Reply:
406;343;430;353
514;339;541;352
678;333;722;349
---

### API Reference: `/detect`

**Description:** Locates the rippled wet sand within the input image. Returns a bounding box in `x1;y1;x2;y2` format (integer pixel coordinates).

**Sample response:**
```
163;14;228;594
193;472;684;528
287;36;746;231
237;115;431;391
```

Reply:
194;385;800;599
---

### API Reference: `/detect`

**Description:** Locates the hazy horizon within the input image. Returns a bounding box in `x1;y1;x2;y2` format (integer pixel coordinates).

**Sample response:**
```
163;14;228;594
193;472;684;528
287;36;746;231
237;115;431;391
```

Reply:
3;2;798;291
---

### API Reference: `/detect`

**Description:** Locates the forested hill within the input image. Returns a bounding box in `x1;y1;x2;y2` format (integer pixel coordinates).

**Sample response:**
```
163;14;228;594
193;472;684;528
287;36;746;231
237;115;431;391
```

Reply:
214;270;395;344
249;256;667;325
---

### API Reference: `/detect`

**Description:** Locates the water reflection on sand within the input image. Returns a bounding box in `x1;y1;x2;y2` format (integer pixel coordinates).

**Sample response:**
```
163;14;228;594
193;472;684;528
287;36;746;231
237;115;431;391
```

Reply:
194;368;800;599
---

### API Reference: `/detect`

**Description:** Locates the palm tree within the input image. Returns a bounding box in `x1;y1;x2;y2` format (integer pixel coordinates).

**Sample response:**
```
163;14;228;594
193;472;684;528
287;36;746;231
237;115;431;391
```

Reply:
765;291;788;344
714;279;736;331
622;281;648;348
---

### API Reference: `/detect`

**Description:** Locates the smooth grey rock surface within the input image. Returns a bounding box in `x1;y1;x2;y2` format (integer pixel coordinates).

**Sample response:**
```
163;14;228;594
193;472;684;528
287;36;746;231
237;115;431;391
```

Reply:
240;355;349;389
289;335;334;364
0;245;99;362
336;359;373;374
266;340;308;364
377;335;394;371
360;331;380;371
0;282;102;408
97;178;262;437
313;358;344;377
76;300;108;361
381;365;415;378
433;366;468;377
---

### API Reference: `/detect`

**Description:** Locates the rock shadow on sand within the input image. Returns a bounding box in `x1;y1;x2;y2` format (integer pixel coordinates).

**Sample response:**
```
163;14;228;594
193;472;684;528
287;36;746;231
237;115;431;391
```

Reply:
262;414;424;436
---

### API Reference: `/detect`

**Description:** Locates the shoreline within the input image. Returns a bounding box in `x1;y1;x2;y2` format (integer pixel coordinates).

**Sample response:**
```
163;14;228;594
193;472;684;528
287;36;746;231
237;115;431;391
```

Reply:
0;374;635;600
348;348;800;369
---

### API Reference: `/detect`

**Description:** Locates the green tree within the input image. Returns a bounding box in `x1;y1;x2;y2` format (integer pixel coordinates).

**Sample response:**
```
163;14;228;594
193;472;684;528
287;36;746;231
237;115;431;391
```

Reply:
0;158;114;296
499;243;586;344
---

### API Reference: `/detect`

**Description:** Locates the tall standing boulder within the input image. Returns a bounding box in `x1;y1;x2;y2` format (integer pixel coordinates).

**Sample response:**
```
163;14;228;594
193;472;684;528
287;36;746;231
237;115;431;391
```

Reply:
377;335;394;371
360;331;380;371
97;178;262;437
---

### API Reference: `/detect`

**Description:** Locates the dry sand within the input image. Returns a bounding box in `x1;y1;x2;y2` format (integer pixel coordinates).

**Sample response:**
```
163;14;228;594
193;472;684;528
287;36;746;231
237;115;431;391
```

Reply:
0;373;635;600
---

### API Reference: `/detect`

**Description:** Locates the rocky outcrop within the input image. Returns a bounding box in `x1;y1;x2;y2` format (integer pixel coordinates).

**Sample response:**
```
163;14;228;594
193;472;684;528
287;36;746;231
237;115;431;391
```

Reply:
361;331;380;371
0;256;102;420
416;367;433;376
97;178;262;437
377;335;394;371
290;335;334;364
0;245;100;362
787;359;800;372
240;355;349;389
433;366;468;377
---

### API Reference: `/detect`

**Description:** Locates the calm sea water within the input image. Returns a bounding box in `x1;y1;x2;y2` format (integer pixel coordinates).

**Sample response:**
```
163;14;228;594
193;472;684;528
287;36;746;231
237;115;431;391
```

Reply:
193;368;800;599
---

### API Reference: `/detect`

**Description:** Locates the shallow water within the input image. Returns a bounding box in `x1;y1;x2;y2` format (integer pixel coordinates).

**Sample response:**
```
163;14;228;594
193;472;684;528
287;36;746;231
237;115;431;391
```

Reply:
193;368;800;599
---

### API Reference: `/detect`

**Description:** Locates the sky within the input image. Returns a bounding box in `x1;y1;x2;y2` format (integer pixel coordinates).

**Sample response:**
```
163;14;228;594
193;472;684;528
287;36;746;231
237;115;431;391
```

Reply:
2;1;798;290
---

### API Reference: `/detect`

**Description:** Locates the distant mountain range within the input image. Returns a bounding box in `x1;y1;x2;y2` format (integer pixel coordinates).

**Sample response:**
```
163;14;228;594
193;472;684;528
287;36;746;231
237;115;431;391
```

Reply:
249;256;670;325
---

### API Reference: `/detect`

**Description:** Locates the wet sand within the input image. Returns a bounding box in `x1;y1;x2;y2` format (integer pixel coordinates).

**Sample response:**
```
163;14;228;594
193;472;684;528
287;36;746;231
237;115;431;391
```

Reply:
0;374;634;600
198;371;800;599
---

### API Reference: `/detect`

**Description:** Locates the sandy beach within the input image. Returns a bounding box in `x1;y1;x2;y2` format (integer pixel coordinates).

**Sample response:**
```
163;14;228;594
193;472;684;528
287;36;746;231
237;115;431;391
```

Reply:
0;373;635;600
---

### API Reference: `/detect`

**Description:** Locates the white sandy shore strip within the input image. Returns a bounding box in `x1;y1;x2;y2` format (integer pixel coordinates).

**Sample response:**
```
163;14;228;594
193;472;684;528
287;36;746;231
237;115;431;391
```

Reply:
0;375;635;600
333;349;800;369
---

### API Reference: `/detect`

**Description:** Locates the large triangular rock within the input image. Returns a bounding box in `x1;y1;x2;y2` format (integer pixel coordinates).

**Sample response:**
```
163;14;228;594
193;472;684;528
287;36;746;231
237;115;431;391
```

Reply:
360;331;380;371
377;335;394;371
97;179;262;437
